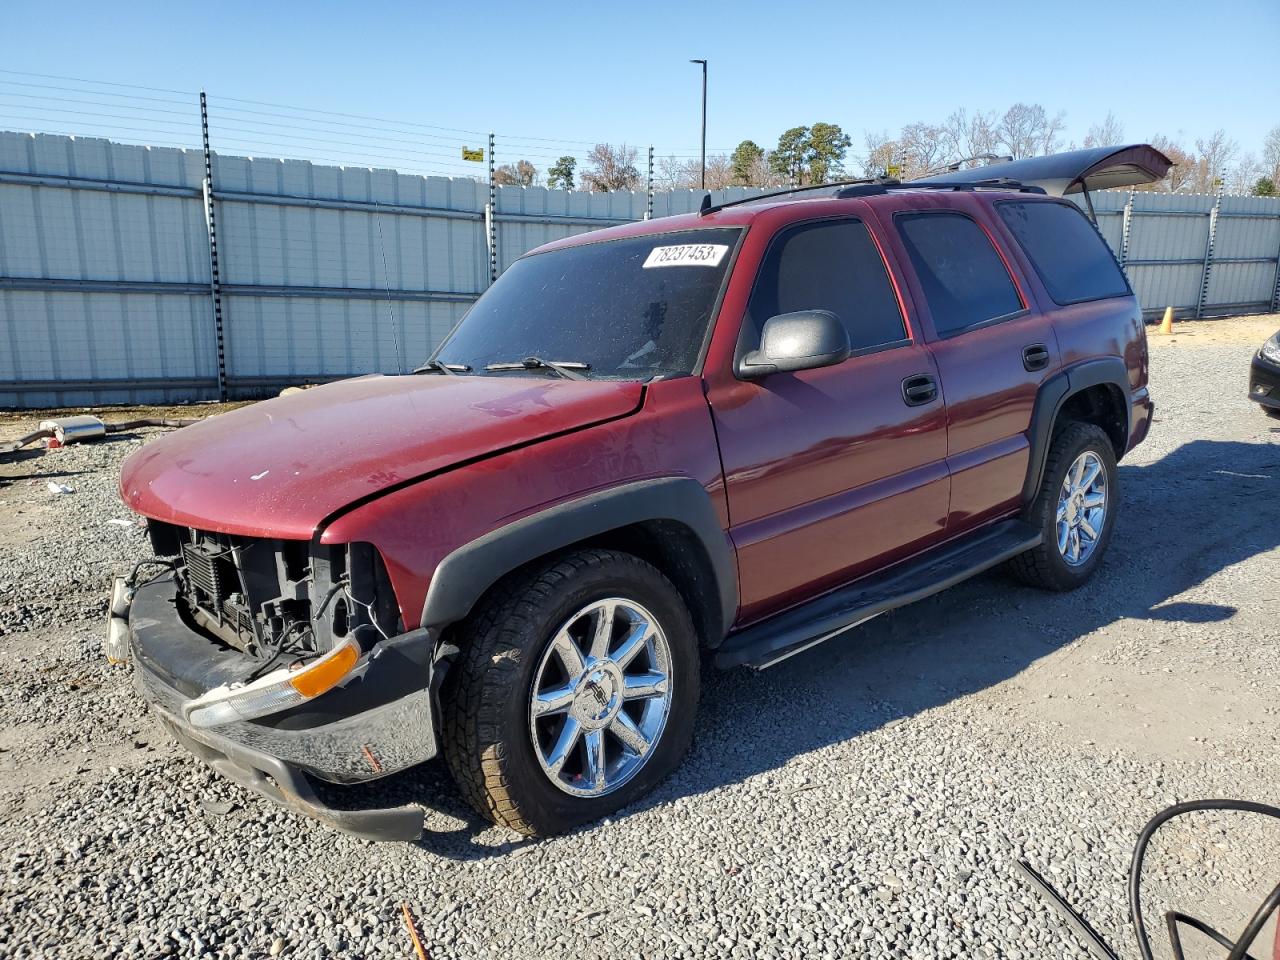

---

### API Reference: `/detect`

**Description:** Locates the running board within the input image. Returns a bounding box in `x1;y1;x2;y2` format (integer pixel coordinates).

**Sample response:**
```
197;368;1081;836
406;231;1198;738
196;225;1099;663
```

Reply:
715;519;1042;671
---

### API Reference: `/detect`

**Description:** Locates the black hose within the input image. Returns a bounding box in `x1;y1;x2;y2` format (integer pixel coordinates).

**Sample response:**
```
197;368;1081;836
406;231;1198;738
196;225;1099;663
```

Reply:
1129;799;1280;960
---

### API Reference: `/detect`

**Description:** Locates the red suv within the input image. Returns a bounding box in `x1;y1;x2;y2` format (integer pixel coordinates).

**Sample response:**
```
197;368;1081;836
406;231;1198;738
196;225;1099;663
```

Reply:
115;145;1168;840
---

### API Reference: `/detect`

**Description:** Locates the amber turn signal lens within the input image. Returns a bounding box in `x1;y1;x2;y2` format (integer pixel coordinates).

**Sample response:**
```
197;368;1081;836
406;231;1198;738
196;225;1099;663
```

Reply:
288;640;359;699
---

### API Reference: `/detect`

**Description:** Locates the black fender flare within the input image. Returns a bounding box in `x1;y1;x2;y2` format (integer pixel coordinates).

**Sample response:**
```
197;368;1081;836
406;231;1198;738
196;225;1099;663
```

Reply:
419;477;738;642
1023;357;1130;503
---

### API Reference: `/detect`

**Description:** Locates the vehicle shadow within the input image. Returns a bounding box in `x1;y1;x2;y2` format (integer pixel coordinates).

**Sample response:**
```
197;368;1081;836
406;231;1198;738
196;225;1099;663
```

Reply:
0;433;139;487
329;438;1280;857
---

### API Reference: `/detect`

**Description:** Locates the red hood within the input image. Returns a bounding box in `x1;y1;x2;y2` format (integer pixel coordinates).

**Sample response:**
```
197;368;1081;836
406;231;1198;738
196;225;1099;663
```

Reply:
120;375;644;538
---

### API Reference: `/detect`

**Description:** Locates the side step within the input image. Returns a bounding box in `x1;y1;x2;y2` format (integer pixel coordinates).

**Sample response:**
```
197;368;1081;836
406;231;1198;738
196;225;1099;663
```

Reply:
714;519;1042;671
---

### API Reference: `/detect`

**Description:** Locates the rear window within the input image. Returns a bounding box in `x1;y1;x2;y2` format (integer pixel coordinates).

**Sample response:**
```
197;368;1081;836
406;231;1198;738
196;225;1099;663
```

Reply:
745;219;907;352
896;212;1023;337
997;201;1130;304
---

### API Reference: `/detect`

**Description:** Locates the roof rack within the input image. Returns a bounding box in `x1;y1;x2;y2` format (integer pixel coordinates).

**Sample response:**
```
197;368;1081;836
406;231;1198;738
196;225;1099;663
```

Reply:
698;176;1045;216
699;179;884;216
833;177;1047;198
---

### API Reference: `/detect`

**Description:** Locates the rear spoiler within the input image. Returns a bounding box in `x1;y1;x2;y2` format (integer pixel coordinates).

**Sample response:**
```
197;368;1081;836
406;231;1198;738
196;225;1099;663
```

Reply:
912;144;1173;198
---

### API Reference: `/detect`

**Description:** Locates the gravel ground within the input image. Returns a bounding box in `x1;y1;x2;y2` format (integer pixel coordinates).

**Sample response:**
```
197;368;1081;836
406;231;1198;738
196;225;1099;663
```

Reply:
1;316;1278;960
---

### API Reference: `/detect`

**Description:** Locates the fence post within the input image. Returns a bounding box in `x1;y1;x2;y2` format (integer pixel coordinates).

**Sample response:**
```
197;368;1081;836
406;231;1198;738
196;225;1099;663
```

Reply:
1271;226;1280;313
486;132;497;285
1119;189;1134;268
1196;187;1223;320
199;91;228;401
646;146;654;221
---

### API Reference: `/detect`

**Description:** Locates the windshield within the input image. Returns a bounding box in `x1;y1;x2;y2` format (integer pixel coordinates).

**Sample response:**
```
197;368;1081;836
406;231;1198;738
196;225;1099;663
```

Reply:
433;228;741;379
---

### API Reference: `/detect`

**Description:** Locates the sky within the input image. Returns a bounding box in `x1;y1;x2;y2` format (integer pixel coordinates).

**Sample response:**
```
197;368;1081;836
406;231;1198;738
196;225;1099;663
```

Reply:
2;0;1277;179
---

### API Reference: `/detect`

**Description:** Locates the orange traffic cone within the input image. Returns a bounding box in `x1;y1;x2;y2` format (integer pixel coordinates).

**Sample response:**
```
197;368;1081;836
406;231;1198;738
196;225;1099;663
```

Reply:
1159;307;1174;335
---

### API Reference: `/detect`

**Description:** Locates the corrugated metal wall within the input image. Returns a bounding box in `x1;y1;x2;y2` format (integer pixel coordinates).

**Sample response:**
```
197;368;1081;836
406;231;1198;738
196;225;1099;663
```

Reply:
1073;190;1280;318
3;130;1280;409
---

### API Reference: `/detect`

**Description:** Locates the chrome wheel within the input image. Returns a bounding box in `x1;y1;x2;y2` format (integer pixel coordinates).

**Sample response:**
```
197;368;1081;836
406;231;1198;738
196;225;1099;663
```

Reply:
529;598;673;798
1056;450;1108;566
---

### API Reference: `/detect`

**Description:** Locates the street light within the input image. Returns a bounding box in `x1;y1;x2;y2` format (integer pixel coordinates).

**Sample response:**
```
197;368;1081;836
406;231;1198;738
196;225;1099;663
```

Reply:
689;59;707;190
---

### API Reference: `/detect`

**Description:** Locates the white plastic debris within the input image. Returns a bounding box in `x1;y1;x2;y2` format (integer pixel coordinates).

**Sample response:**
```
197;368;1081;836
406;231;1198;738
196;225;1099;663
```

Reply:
106;518;133;527
46;482;74;495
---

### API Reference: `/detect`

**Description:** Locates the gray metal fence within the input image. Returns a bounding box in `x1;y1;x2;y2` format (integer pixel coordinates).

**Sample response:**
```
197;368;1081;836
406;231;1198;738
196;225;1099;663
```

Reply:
3;131;1279;410
1081;189;1280;320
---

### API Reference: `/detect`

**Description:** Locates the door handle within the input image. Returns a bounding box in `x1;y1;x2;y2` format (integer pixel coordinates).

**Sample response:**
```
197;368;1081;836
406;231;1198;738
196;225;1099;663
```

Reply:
1023;343;1051;371
901;374;938;407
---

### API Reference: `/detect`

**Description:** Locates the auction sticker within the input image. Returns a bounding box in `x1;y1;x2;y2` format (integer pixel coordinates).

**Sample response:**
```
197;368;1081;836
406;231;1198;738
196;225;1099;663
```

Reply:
643;243;729;268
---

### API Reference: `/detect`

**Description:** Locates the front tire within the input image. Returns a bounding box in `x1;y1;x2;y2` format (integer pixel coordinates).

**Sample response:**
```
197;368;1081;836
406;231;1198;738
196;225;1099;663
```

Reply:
441;549;699;836
1264;406;1280;420
1008;421;1119;591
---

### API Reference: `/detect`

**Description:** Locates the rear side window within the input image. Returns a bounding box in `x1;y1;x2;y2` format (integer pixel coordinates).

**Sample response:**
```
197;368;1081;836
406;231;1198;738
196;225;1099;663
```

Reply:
997;201;1130;304
745;219;907;352
896;213;1023;337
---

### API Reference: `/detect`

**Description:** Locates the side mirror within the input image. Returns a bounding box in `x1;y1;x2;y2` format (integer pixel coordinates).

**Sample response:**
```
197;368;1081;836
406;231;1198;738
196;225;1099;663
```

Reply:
738;310;851;379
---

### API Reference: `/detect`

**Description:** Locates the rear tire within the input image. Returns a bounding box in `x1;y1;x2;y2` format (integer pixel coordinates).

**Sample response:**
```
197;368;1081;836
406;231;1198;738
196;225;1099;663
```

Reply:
441;548;699;836
1008;421;1118;592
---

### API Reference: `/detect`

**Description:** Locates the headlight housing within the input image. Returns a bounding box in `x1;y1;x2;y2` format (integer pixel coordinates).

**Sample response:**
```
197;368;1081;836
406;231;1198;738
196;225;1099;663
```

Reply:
1262;333;1280;364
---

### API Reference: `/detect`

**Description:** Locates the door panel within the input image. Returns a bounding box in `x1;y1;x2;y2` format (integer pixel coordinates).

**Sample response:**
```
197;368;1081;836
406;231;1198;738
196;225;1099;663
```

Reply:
710;345;948;624
929;313;1053;527
888;204;1057;531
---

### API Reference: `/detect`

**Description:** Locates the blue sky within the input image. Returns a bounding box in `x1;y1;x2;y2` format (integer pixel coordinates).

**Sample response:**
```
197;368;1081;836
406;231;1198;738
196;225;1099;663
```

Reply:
2;0;1276;178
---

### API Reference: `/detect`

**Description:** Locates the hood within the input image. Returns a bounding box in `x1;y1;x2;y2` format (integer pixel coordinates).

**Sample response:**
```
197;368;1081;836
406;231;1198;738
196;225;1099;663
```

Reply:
120;374;644;538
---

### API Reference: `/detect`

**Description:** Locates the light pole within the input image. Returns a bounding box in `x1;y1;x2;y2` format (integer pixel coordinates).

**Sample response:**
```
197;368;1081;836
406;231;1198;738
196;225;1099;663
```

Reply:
689;59;707;190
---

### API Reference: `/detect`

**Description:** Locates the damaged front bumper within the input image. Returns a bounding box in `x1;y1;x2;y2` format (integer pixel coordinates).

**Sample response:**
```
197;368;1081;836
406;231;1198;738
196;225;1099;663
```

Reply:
123;575;440;841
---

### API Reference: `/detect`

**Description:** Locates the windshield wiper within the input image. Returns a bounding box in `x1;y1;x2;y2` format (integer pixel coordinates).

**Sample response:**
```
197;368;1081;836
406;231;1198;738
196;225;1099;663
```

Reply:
484;357;589;380
412;359;470;376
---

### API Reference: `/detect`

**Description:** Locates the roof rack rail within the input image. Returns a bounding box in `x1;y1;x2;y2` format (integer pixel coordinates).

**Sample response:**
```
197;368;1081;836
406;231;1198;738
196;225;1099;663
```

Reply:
698;178;885;216
833;177;1047;198
698;176;1046;216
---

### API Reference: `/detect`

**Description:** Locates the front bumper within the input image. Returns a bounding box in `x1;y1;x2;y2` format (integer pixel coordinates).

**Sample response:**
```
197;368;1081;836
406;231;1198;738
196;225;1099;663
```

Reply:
1249;353;1280;411
126;576;438;841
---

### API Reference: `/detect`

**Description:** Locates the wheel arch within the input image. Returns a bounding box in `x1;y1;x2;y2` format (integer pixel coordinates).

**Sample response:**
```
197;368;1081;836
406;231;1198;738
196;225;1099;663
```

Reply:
1023;357;1129;504
420;477;737;647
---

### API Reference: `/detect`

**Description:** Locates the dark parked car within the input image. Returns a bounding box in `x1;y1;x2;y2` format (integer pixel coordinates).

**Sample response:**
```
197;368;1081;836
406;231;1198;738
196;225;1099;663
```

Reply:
113;145;1169;839
1250;329;1280;418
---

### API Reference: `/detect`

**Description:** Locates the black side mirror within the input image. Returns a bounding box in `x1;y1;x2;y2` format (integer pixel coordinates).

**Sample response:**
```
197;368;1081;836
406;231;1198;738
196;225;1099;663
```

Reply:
738;310;851;379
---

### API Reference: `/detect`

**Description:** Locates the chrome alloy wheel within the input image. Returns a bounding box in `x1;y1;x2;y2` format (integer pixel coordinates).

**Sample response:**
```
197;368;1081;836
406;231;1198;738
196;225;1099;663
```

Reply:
529;598;673;798
1056;450;1108;566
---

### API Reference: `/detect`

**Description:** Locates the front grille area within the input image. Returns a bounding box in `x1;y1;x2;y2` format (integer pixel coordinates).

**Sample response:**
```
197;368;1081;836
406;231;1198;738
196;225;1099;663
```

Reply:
147;522;402;659
182;541;234;610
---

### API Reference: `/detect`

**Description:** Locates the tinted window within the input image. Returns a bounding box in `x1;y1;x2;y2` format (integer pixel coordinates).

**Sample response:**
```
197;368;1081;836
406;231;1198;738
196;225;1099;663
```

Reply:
997;201;1129;304
436;228;739;379
745;220;906;352
897;213;1023;336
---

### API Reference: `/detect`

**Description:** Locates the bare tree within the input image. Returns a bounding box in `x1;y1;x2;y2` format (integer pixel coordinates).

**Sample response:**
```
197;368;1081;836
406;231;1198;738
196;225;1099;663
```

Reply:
942;108;1000;163
493;159;538;187
1192;129;1238;193
1229;153;1263;194
655;154;736;190
655;155;691;190
581;143;641;192
858;130;900;178
997;103;1066;158
1261;125;1280;185
1145;135;1195;193
1084;112;1125;148
898;121;951;178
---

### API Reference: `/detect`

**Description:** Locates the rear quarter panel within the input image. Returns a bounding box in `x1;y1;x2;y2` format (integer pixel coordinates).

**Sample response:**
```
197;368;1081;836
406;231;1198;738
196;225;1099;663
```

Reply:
981;195;1151;452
